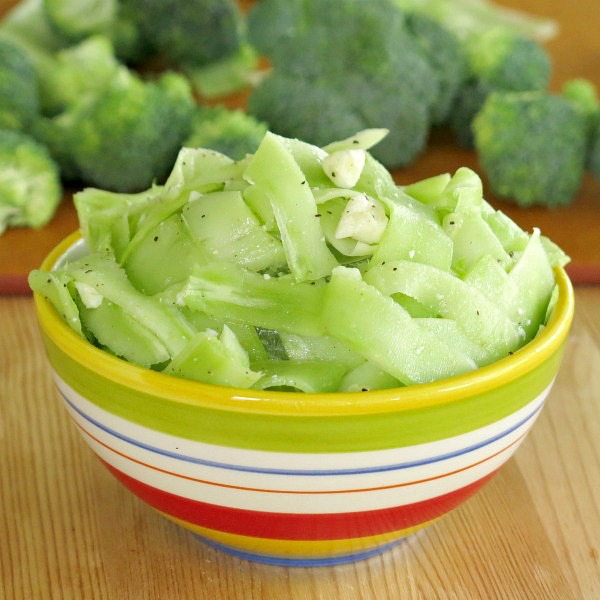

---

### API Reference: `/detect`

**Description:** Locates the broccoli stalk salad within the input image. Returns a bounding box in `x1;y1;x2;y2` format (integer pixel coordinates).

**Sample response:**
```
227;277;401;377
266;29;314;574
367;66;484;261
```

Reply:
29;130;569;393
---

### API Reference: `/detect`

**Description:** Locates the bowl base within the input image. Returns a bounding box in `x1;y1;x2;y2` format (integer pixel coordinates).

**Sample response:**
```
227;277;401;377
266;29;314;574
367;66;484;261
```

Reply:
194;532;409;567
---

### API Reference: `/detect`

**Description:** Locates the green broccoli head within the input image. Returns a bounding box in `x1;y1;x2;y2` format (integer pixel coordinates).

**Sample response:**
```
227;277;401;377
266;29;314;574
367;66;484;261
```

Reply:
0;128;62;234
246;0;440;168
464;29;551;92
37;68;195;192
473;90;588;207
0;38;40;131
123;0;244;67
449;29;551;148
76;69;194;192
184;105;268;160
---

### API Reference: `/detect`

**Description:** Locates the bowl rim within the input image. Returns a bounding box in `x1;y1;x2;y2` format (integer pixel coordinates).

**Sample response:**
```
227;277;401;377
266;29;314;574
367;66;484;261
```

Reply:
33;230;575;417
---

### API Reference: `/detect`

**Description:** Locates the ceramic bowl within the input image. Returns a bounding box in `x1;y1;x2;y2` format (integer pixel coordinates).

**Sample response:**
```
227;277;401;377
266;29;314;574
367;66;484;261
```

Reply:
32;231;575;567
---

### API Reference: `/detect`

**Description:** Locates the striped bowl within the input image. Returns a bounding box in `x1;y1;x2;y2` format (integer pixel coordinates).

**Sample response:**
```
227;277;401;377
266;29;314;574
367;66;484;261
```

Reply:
32;232;575;567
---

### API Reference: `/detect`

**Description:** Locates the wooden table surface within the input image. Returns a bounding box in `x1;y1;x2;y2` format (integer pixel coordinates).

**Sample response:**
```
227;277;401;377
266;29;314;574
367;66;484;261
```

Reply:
1;0;599;598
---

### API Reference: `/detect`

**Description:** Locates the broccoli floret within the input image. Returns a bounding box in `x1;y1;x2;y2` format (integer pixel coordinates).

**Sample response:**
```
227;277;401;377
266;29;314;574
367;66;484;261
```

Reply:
473;90;588;207
184;105;267;160
464;29;552;92
37;68;195;192
123;0;244;67
0;128;62;234
449;29;551;147
391;0;558;43
0;37;40;131
246;0;440;168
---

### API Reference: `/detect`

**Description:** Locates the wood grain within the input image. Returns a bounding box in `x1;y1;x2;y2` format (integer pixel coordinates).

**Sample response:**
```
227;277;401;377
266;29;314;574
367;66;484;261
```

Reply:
1;289;599;599
1;0;599;291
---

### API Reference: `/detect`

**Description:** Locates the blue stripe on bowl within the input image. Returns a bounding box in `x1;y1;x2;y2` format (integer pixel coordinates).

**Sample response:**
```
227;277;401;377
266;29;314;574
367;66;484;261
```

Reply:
60;386;543;477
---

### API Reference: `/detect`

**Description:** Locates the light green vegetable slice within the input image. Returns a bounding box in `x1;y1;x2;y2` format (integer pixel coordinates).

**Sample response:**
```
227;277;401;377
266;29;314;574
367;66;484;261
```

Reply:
416;317;489;366
64;252;194;357
323;266;476;385
28;269;83;336
499;228;556;341
540;235;570;268
353;153;401;206
77;298;170;368
338;360;403;392
364;260;525;363
322;128;389;153
463;253;513;302
182;190;286;272
371;198;453;271
164;327;262;388
121;149;247;264
402;172;451;204
178;262;326;337
242;184;277;232
251;359;348;393
426;166;484;212
163;147;248;199
228;323;269;362
443;205;511;274
279;331;363;368
244;132;338;281
74;185;163;260
282;136;331;188
480;200;530;255
123;212;209;295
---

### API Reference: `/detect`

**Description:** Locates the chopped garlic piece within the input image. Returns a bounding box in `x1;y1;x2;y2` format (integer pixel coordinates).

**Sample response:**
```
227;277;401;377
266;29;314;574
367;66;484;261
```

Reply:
322;149;366;188
335;193;388;244
74;282;103;309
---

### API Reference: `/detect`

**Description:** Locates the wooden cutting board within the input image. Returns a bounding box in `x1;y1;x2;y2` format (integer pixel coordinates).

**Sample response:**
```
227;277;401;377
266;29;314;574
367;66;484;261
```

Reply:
1;0;599;294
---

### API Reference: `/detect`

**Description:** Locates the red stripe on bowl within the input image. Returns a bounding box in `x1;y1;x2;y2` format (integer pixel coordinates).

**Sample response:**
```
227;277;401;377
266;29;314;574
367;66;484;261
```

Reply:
102;459;497;541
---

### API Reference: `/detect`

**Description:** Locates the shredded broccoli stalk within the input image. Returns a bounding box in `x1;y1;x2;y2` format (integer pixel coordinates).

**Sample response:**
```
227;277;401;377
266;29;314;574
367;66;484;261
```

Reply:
391;0;558;42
